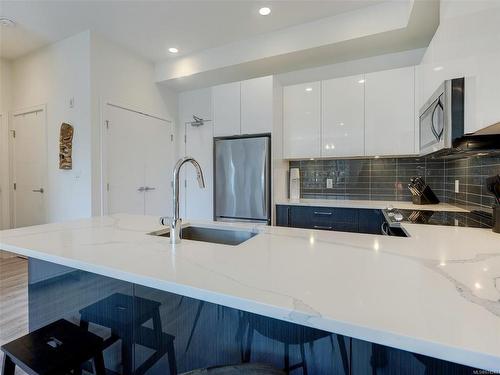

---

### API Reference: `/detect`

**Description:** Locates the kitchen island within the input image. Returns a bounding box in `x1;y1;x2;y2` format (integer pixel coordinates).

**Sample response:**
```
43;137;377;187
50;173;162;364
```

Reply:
1;213;499;374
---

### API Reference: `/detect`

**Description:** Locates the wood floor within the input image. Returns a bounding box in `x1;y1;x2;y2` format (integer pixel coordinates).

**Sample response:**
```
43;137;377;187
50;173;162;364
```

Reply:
0;251;28;373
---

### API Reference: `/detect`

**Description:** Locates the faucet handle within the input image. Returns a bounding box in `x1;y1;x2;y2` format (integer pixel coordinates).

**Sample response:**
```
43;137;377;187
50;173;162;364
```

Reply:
159;216;172;226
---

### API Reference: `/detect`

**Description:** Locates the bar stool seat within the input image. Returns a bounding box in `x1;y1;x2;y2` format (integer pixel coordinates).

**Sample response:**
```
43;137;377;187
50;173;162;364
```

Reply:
181;363;285;374
1;319;105;375
79;293;176;375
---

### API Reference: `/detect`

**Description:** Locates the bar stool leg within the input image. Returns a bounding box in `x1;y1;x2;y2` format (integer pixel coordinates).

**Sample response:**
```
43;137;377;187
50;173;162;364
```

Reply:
93;352;106;375
284;343;290;374
165;339;177;375
300;343;308;375
1;355;15;375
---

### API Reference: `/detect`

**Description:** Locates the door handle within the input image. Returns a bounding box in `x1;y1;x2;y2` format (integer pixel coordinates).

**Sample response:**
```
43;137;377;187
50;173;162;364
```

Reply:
32;188;44;193
137;187;146;192
313;225;332;230
313;211;332;216
144;187;156;191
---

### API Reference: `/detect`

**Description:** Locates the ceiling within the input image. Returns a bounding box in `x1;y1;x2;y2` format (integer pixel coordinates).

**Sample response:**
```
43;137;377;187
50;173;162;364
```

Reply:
0;0;387;61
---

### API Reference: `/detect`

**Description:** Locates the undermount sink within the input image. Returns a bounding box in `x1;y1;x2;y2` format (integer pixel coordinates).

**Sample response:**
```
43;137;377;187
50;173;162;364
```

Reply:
149;226;257;246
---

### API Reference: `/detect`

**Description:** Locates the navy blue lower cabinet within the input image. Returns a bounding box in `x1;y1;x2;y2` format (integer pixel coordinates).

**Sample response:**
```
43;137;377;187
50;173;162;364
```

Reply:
276;205;380;234
358;209;385;235
27;258;484;375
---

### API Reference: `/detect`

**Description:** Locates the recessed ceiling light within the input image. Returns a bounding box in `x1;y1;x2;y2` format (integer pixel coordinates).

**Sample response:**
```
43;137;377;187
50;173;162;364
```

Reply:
305;87;313;92
259;7;271;16
168;47;179;54
433;66;444;71
358;79;365;84
0;18;15;27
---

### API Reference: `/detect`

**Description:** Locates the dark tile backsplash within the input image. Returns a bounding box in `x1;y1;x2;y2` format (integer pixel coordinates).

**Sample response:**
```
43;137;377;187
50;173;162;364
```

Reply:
289;155;500;211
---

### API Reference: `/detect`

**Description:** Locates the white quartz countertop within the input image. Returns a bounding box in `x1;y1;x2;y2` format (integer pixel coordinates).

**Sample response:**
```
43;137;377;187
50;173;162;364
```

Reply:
1;214;499;371
276;198;468;212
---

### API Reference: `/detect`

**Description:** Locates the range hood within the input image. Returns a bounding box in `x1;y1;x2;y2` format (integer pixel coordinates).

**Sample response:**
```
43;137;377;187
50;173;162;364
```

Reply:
427;132;500;159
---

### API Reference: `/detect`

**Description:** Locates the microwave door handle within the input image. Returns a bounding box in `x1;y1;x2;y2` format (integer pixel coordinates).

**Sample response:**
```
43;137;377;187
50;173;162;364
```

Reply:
431;99;444;141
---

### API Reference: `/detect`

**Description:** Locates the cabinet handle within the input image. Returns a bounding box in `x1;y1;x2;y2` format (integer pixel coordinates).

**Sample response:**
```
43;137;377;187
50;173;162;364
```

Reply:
144;187;156;191
137;187;146;192
32;188;44;194
313;225;332;230
314;211;332;216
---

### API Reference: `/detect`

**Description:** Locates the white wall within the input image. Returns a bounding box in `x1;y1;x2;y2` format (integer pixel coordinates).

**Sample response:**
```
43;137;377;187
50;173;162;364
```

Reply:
418;1;500;133
277;48;426;86
11;31;93;223
89;33;178;216
0;59;12;228
177;88;213;220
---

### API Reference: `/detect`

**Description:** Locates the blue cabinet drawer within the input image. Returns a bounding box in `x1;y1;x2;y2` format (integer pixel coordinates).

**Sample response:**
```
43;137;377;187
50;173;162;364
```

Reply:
289;206;358;230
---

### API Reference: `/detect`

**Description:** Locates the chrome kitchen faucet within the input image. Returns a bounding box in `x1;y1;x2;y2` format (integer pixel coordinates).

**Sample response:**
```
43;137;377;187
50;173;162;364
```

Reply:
161;156;205;244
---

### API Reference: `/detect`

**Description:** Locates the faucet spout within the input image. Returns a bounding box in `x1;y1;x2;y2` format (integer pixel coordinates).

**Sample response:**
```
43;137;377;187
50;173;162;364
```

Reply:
168;156;205;244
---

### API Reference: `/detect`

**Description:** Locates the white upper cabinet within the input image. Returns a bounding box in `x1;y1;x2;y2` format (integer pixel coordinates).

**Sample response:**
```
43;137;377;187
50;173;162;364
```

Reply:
213;81;241;137
322;75;365;157
283;82;321;159
241;76;273;135
364;66;416;156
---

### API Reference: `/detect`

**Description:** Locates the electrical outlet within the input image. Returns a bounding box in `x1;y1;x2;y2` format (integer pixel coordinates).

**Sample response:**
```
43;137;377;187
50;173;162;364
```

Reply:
326;178;333;189
455;180;460;193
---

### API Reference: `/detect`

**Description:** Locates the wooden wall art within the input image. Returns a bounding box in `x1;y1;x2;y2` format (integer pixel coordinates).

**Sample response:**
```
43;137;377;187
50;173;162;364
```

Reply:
59;122;74;170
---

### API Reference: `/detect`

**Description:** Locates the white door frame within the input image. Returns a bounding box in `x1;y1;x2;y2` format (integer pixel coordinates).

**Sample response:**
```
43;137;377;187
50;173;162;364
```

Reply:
9;104;48;227
100;100;173;216
0;112;7;229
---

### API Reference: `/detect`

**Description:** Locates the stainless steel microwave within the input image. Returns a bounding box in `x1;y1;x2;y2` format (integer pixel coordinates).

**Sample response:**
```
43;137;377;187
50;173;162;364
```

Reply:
419;78;465;155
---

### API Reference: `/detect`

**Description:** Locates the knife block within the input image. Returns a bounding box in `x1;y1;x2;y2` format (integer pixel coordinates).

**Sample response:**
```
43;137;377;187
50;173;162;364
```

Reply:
494;206;500;234
411;185;440;205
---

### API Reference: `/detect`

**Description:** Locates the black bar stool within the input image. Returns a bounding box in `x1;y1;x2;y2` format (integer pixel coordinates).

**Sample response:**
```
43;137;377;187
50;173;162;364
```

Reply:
1;319;105;375
181;363;285;374
241;313;349;375
79;293;177;375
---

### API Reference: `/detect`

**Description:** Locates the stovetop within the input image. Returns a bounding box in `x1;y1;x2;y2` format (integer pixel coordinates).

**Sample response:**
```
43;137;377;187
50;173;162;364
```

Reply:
383;208;493;229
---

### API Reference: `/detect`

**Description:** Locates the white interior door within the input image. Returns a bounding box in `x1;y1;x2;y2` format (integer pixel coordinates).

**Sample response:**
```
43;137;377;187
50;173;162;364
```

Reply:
143;115;173;216
0;114;4;229
105;104;172;216
12;109;47;228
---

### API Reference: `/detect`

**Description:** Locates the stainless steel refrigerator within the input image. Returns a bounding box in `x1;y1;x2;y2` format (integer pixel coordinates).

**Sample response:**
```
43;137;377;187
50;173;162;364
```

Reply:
214;135;271;224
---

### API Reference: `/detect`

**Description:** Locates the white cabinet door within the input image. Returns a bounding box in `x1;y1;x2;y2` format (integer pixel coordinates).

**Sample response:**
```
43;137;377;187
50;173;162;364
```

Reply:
241;76;273;135
213;82;240;137
283;82;321;159
322;75;365;157
365;66;415;156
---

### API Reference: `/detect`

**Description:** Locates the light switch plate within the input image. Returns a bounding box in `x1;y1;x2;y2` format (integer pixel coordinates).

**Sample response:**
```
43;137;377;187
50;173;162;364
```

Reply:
455;180;460;193
326;178;333;189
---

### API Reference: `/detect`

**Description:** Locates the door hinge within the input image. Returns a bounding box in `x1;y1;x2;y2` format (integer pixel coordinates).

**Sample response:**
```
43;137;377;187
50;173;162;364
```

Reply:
13;182;16;190
10;130;15;138
106;183;110;192
170;134;174;142
105;120;109;130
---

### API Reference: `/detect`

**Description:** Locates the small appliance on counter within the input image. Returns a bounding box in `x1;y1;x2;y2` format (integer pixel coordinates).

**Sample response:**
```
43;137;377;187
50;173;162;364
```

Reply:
289;168;300;202
486;174;500;233
408;177;440;205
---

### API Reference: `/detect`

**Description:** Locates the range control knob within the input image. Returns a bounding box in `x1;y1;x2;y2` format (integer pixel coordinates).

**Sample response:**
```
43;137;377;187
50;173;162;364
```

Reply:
393;212;404;222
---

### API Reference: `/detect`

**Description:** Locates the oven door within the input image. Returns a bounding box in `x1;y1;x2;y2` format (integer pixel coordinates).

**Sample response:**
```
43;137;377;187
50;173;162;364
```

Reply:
420;93;445;155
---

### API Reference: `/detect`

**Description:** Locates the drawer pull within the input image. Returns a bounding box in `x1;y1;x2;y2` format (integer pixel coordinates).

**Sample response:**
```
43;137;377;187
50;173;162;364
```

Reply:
313;211;332;216
313;225;333;230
